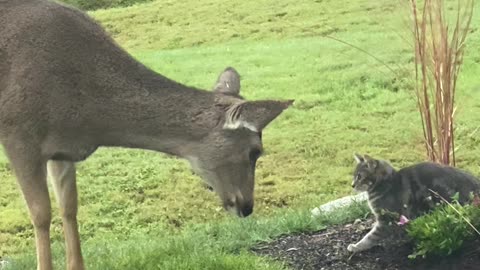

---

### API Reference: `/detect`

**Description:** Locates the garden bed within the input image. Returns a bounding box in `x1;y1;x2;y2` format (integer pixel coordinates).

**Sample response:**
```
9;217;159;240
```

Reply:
252;218;480;270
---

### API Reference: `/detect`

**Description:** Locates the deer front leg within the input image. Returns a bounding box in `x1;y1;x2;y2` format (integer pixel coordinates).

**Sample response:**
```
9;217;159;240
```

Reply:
48;160;85;270
347;222;388;253
5;144;52;270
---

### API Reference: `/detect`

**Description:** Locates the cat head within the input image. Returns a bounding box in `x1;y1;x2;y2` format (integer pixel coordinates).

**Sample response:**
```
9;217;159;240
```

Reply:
351;154;395;192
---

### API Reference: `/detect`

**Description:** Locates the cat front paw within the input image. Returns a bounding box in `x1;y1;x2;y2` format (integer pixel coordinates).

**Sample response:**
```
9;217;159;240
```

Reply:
347;243;358;252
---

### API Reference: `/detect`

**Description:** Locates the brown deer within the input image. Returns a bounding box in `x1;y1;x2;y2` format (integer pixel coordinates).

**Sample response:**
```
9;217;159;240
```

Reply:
0;1;293;269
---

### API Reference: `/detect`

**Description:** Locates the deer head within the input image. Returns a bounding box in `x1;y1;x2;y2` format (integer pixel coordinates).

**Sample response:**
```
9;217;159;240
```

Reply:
186;67;293;217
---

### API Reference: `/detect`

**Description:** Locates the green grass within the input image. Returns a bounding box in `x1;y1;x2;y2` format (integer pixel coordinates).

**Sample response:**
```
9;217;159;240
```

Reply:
5;203;369;270
2;0;480;268
90;0;406;51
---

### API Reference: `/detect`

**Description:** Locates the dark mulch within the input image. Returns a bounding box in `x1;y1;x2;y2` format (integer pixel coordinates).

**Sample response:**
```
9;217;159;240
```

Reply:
252;218;480;270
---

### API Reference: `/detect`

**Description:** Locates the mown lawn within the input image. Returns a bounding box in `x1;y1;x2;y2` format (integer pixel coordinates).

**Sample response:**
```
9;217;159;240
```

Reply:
1;0;480;268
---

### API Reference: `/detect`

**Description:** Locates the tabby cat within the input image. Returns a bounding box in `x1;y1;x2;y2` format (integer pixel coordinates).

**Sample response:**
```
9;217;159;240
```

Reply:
347;154;480;253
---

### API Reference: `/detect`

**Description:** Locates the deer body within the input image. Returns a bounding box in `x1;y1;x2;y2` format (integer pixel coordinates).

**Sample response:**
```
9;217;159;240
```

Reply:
0;1;292;269
0;0;220;159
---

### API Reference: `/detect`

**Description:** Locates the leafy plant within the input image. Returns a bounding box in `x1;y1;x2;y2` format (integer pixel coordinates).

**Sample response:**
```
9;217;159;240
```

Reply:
406;196;480;259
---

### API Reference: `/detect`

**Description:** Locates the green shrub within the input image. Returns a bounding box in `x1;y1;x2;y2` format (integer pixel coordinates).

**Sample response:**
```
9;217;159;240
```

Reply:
58;0;152;10
406;197;480;259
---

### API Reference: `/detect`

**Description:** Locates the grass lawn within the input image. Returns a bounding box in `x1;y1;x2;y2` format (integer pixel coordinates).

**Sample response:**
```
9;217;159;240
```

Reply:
2;0;480;268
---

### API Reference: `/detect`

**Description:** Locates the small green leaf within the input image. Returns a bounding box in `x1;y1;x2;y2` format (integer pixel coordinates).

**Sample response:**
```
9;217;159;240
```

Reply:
452;192;460;202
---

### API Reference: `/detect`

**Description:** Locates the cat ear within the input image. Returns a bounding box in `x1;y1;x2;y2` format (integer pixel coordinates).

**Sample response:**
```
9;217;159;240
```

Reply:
364;155;378;169
353;153;364;164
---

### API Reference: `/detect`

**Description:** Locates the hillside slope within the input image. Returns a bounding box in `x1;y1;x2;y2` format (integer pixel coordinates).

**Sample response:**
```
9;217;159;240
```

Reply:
91;0;404;50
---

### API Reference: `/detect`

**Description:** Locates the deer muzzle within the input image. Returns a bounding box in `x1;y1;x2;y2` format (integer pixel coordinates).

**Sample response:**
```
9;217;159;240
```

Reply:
224;191;254;218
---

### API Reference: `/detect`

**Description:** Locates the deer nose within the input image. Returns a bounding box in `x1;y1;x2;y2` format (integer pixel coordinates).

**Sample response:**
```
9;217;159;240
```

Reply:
240;203;253;217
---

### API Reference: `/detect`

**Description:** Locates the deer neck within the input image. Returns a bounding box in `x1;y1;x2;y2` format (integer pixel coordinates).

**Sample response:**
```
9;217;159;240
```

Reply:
90;64;224;158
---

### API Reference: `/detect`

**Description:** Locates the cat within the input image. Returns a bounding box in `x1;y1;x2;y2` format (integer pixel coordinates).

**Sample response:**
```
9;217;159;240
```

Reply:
347;154;480;253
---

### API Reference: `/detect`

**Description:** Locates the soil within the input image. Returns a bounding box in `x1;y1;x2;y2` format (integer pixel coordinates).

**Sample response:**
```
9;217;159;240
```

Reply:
252;218;480;270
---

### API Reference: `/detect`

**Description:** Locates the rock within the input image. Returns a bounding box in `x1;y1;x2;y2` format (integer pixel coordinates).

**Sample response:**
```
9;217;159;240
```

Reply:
311;192;368;217
353;219;362;225
310;207;322;217
0;259;9;270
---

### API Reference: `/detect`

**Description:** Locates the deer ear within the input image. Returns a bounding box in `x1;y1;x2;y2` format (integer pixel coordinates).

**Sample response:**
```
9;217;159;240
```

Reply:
223;100;294;132
354;153;364;164
213;67;241;95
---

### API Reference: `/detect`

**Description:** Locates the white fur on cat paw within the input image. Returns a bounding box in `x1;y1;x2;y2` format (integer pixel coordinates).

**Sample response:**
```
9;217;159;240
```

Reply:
347;243;358;252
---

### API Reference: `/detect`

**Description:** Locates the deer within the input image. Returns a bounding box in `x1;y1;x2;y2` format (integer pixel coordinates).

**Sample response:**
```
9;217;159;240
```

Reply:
0;0;293;269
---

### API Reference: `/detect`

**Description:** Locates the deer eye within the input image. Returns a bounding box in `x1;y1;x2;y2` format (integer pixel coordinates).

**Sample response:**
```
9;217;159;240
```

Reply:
249;148;262;161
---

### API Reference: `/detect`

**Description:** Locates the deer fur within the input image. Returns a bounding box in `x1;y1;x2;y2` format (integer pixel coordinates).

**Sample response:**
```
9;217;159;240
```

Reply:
0;1;293;269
